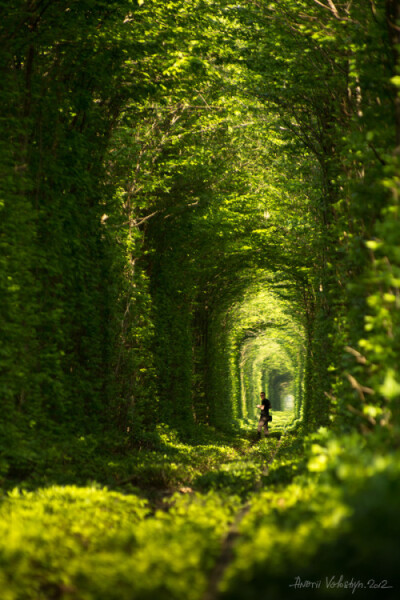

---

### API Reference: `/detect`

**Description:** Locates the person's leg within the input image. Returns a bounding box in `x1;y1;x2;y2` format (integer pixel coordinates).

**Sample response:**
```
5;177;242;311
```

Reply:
258;417;267;438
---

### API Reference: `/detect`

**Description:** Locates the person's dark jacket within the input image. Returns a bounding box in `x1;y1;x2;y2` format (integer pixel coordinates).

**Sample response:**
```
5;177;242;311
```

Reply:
261;399;271;418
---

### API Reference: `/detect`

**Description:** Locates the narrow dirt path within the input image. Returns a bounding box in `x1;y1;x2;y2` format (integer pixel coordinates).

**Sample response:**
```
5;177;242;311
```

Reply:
202;431;287;600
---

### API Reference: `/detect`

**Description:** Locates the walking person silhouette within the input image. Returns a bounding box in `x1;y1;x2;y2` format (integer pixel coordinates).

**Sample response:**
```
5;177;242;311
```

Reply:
256;392;271;439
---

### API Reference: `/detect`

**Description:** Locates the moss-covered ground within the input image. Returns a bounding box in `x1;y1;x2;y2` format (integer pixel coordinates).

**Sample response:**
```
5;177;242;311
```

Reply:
2;412;399;599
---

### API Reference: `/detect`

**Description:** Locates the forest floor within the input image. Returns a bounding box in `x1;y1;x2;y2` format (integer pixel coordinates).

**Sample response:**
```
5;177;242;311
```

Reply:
1;412;399;599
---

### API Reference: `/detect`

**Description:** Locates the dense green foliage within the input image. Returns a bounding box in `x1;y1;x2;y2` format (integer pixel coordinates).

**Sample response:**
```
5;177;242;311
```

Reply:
2;0;400;598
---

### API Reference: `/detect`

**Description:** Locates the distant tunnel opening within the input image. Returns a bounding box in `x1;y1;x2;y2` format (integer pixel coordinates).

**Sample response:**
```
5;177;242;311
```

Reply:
239;332;302;428
207;281;305;432
267;370;294;411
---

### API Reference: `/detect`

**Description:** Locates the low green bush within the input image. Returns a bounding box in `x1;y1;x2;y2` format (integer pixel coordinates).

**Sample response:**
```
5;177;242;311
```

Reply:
218;428;400;599
8;424;397;600
194;460;261;498
0;485;240;600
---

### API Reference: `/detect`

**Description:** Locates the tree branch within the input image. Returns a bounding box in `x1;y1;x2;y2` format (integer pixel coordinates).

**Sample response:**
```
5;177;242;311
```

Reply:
312;0;342;19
